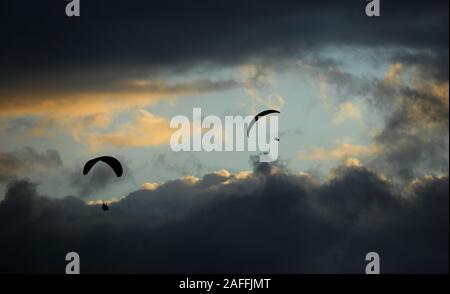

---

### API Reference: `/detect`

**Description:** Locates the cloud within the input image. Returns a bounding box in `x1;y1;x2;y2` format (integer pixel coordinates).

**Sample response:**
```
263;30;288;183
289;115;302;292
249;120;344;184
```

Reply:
1;1;447;165
1;117;56;139
0;147;62;183
384;62;403;86
0;161;447;273
84;109;173;149
333;101;362;123
0;78;238;143
2;0;447;79
391;50;449;82
299;143;383;162
370;62;449;178
241;63;285;110
141;182;160;191
1;0;447;119
0;78;238;118
303;56;448;179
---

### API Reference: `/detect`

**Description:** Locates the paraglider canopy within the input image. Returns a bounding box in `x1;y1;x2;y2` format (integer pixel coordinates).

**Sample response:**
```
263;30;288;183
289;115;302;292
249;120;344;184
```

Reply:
247;109;280;137
82;156;123;177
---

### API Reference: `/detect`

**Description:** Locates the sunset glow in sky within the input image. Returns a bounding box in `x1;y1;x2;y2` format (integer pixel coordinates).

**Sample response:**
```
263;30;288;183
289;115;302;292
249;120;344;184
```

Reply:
0;0;448;273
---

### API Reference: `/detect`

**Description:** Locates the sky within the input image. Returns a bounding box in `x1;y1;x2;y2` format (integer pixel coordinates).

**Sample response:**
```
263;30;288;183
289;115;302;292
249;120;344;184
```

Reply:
0;0;448;273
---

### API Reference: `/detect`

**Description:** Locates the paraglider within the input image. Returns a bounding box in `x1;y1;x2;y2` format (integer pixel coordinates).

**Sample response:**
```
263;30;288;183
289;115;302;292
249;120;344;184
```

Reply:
246;109;280;137
83;156;123;211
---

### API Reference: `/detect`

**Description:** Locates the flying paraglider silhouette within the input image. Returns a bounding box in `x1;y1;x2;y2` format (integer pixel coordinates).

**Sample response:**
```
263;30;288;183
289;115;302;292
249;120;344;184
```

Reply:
246;109;281;137
83;156;123;211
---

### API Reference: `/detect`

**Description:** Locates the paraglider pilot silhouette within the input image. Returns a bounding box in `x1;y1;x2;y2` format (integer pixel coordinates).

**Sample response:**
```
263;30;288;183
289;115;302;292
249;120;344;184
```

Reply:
82;156;123;211
101;202;110;211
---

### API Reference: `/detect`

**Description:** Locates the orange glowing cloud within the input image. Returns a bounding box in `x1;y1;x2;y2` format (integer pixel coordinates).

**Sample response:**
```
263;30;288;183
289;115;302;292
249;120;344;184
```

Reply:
84;109;173;150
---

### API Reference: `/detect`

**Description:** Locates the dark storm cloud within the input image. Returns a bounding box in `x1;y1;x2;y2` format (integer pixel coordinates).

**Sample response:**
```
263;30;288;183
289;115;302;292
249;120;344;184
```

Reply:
0;161;447;273
372;85;449;179
0;0;448;89
370;68;449;179
0;147;62;183
391;51;449;82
